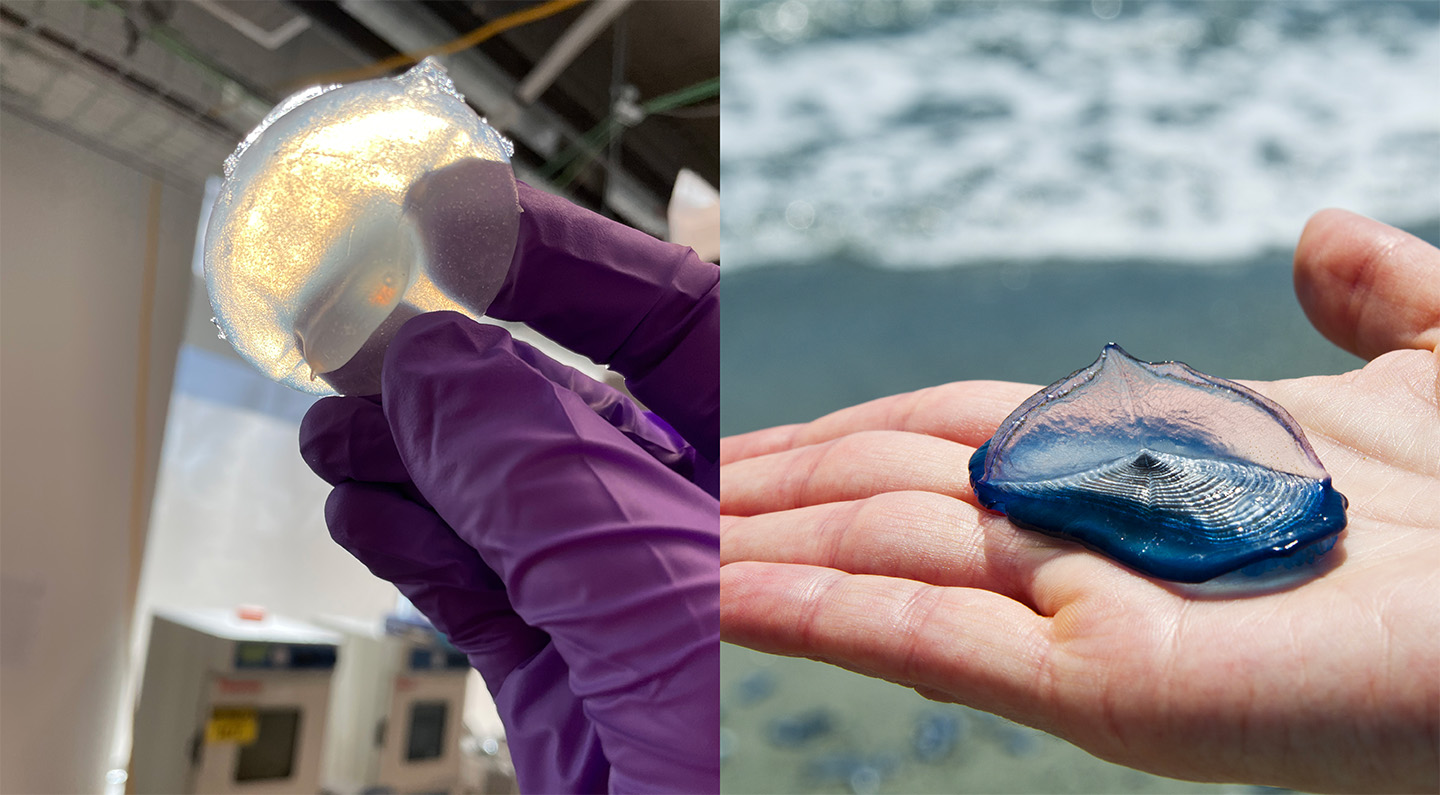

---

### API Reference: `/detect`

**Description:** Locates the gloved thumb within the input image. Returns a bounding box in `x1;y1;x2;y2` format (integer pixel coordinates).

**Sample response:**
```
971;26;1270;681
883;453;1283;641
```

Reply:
496;327;699;483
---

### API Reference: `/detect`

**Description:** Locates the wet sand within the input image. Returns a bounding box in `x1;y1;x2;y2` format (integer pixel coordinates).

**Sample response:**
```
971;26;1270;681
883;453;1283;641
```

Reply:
720;644;1270;795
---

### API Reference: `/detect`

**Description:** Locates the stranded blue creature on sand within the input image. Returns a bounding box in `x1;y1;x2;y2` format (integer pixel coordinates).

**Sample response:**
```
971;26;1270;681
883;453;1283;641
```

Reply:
968;344;1347;583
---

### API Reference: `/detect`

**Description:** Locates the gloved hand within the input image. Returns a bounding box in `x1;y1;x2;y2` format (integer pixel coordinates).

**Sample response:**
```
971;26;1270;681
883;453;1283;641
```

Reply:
300;182;719;793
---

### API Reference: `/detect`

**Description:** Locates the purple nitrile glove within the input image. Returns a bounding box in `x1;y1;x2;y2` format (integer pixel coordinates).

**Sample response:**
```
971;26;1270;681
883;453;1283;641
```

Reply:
300;182;719;794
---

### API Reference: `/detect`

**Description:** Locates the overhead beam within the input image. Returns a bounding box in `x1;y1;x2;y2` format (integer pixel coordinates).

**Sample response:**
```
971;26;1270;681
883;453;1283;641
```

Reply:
334;0;666;236
514;0;633;106
192;0;312;51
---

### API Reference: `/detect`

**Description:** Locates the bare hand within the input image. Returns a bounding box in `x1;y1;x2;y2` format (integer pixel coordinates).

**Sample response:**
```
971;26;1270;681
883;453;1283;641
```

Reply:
720;210;1440;794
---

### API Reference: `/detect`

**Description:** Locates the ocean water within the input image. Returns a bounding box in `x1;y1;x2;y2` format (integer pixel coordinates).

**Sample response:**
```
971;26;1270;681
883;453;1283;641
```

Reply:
720;0;1440;433
718;3;1438;793
720;0;1440;272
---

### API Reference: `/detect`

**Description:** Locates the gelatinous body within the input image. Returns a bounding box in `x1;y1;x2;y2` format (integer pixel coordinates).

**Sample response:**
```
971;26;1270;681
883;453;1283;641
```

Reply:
205;58;518;395
969;344;1347;583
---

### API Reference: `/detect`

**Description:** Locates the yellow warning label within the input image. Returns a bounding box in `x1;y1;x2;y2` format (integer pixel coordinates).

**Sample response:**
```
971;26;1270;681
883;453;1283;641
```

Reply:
205;707;258;745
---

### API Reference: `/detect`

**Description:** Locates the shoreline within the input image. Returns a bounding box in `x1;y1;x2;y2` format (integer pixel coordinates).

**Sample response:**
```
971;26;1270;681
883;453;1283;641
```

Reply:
721;251;1378;436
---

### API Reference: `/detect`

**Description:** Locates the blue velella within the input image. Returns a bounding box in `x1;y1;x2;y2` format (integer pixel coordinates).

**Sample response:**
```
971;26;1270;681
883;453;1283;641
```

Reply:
969;344;1347;583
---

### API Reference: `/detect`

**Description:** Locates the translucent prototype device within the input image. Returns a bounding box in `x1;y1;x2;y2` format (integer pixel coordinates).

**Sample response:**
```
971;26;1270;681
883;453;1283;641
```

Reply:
205;58;519;395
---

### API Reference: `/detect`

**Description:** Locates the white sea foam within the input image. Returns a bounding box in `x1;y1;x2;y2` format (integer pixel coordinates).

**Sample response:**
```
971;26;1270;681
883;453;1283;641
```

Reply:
720;1;1440;271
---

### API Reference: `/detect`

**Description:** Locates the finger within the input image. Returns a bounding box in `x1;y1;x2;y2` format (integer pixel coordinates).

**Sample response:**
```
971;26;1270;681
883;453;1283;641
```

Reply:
720;561;1056;726
721;422;802;465
1294;209;1440;359
721;489;1133;614
720;431;976;516
324;480;548;693
721;380;1038;464
721;491;1057;600
492;183;719;460
382;312;719;791
300;394;408;486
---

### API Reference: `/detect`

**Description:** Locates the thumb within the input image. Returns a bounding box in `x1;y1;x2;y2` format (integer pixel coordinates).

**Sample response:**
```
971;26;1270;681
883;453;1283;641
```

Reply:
1294;209;1440;359
502;331;701;486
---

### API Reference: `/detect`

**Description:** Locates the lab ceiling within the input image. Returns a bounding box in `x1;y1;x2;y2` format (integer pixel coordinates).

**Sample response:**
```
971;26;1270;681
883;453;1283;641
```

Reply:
0;0;720;233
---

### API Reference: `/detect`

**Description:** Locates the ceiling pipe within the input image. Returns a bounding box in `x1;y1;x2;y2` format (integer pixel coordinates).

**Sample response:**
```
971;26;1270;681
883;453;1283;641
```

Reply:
192;0;312;51
514;0;633;106
334;0;666;236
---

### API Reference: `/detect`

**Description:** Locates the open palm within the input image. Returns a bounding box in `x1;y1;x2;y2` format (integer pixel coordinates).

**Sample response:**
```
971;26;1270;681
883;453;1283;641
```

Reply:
719;210;1440;794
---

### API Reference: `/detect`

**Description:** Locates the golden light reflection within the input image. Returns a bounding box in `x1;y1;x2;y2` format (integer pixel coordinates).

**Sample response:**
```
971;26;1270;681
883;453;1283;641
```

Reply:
301;107;451;159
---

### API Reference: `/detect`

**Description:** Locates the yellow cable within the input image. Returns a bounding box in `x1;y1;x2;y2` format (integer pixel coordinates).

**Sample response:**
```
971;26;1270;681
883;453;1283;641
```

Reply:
292;0;589;88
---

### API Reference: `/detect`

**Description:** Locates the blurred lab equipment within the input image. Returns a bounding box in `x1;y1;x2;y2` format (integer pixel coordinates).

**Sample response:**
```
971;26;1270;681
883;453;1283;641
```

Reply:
319;615;471;795
457;732;518;795
128;607;341;794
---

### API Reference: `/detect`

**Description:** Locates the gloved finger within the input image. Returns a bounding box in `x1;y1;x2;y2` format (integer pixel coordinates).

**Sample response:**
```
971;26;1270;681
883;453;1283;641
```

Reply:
1294;209;1440;359
301;396;552;690
301;395;410;486
382;312;720;793
323;480;550;695
416;162;717;460
332;517;615;795
504;331;698;482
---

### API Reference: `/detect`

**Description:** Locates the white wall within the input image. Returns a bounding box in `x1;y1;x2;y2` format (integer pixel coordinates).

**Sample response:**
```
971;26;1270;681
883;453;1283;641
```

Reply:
0;111;195;794
125;357;402;697
2;109;502;794
137;355;400;624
